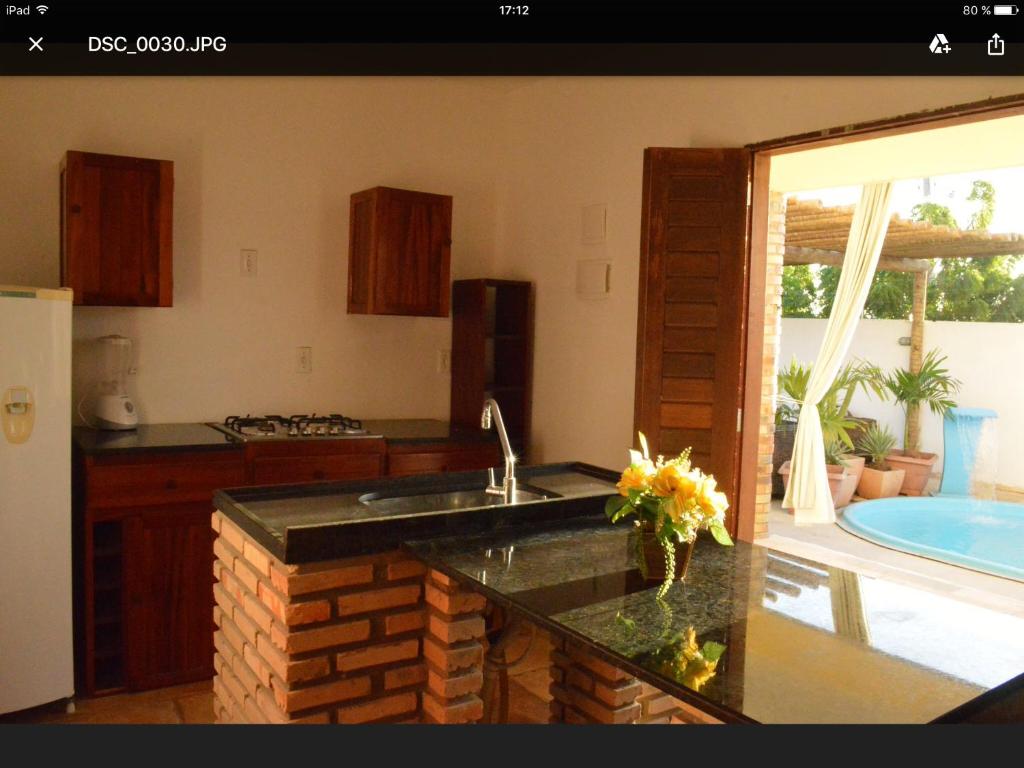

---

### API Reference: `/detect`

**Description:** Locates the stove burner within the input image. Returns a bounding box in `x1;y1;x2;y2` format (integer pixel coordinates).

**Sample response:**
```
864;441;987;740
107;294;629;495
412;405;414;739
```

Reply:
220;413;368;438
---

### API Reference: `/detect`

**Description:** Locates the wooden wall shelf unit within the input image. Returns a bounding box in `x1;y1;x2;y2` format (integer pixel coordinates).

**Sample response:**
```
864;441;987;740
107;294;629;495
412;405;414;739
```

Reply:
450;279;534;460
61;150;174;307
347;186;453;317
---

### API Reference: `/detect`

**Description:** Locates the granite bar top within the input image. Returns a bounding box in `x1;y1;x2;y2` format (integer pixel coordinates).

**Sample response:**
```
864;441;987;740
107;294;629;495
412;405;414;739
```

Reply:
72;423;242;455
214;462;619;564
406;520;1024;724
361;419;497;445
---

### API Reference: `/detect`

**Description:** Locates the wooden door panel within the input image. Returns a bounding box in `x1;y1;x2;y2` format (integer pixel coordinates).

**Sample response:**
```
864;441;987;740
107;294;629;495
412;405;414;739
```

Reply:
635;148;750;535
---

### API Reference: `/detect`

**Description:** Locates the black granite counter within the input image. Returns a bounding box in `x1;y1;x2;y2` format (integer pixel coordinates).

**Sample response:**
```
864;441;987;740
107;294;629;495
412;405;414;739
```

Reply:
406;520;1024;724
214;463;619;564
72;423;242;455
362;419;497;445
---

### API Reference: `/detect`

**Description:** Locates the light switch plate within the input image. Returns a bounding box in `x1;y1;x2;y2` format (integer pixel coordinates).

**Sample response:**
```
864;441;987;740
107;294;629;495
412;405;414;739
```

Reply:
581;204;607;244
576;260;611;299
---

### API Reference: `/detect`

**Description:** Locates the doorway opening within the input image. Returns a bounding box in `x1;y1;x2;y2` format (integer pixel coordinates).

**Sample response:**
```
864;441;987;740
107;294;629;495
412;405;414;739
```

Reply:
746;105;1024;604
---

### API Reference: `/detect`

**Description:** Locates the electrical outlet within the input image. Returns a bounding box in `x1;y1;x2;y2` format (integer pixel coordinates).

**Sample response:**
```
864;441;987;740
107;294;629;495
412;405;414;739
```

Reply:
437;349;451;374
240;249;258;277
297;346;312;374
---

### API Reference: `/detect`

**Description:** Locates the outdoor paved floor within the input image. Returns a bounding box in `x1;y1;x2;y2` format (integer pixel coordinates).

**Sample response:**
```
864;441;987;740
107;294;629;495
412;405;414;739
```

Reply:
762;500;1024;619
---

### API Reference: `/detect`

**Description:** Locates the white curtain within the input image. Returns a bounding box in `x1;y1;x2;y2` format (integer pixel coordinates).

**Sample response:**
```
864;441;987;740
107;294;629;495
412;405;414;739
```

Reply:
783;182;894;525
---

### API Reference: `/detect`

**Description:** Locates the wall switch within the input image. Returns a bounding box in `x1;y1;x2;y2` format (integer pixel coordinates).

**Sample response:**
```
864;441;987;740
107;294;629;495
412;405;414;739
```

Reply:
437;349;451;374
297;346;312;374
582;204;607;244
240;249;258;277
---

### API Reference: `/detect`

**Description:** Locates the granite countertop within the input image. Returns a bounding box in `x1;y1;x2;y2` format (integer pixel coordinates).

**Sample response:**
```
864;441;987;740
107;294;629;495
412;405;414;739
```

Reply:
72;423;242;455
213;462;619;564
361;419;497;445
406;520;1024;724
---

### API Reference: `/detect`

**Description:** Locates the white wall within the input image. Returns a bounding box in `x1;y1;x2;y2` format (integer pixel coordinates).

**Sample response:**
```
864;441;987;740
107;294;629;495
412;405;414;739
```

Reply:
492;77;1024;470
0;78;505;423
781;318;1024;488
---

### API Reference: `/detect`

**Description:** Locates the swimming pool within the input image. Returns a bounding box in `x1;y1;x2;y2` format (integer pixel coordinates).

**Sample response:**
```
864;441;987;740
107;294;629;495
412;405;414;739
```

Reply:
838;496;1024;582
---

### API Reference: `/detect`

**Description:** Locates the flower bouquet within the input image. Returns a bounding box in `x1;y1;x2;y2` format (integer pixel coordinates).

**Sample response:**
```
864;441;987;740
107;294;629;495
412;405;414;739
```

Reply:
605;432;733;597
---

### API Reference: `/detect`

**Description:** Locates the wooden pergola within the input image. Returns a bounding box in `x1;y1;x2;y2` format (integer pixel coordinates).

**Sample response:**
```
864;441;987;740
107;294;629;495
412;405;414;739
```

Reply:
784;199;1024;374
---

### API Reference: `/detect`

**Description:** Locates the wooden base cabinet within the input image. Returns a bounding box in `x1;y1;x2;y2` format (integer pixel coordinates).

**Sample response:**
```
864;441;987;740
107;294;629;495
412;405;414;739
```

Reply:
123;506;216;690
74;448;246;696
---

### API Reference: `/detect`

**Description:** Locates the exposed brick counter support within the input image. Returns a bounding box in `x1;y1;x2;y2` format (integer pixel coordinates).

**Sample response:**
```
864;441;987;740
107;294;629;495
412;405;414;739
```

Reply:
211;511;426;724
212;510;721;725
421;569;488;723
549;637;722;725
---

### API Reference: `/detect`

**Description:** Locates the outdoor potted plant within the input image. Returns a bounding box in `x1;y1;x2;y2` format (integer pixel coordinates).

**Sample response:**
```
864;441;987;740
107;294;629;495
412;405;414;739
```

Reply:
605;433;733;598
881;349;961;496
778;439;857;508
775;357;883;508
855;423;906;499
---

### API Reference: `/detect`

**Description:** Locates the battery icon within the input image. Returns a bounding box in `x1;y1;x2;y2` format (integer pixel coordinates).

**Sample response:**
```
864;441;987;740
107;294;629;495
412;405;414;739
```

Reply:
994;5;1019;14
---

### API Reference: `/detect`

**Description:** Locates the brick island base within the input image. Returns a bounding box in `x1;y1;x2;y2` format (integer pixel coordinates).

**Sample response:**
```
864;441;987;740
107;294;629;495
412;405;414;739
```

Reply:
210;511;719;725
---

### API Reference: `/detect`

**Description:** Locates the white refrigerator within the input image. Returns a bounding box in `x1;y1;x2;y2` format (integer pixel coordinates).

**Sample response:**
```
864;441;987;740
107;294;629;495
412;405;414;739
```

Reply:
0;285;74;714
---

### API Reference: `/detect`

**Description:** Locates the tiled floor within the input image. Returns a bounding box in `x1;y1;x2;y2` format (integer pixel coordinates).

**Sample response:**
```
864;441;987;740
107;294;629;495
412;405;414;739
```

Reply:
1;679;216;724
4;635;553;725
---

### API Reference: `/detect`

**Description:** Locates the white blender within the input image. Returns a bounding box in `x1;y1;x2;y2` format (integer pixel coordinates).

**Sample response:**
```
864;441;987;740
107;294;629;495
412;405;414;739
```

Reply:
93;335;139;430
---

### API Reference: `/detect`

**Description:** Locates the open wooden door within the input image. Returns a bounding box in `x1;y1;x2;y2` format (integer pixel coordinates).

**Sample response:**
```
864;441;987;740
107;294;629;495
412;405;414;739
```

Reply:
634;148;752;537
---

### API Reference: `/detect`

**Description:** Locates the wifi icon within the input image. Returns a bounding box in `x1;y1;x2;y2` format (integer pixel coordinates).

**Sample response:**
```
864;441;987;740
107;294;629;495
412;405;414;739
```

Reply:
36;4;49;13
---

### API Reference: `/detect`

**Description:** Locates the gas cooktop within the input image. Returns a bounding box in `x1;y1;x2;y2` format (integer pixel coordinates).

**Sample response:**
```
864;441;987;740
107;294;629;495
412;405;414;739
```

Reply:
206;414;382;441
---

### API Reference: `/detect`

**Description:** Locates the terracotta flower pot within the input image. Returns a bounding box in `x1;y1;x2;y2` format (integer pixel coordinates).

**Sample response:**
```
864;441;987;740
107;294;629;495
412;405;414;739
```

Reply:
778;460;850;509
886;450;938;496
856;466;906;500
841;454;866;488
639;524;695;581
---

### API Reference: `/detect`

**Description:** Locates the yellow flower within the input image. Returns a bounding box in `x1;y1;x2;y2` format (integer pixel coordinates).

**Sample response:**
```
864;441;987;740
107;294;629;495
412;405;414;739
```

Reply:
652;464;699;500
697;475;729;517
616;464;652;497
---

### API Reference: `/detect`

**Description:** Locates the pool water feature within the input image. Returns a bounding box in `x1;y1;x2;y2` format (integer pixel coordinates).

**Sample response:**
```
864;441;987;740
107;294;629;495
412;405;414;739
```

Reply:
939;407;998;498
838;496;1024;581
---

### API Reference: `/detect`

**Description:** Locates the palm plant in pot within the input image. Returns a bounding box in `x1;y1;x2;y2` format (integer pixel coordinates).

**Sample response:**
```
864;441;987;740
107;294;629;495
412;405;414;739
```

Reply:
855;424;905;499
776;358;884;506
881;349;960;496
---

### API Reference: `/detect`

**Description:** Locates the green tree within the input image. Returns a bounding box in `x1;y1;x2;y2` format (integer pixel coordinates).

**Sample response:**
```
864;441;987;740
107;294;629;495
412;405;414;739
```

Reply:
781;265;817;317
780;181;1022;322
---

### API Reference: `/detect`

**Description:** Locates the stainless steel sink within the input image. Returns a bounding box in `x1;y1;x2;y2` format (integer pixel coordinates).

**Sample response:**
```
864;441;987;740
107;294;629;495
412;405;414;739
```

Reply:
358;487;556;516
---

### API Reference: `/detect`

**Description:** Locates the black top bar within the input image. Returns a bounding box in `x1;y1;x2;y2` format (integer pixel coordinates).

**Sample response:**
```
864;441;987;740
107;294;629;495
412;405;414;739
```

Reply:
1;1;1021;74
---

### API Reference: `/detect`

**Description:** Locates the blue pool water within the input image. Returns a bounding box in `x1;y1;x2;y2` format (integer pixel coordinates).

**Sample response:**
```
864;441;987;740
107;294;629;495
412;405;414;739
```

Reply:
838;497;1024;581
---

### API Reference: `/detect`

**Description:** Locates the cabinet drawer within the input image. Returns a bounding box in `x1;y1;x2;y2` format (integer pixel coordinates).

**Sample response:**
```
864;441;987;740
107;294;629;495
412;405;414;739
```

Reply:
388;445;500;477
86;453;246;508
251;453;382;485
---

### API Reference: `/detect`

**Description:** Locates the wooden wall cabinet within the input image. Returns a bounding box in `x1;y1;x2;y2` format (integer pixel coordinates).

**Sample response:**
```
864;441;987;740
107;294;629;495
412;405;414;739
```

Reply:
450;279;533;460
61;150;173;307
348;186;452;317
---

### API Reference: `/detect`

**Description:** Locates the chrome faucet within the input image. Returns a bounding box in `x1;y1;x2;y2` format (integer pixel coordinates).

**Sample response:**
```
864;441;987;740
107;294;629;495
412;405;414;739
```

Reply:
481;399;517;501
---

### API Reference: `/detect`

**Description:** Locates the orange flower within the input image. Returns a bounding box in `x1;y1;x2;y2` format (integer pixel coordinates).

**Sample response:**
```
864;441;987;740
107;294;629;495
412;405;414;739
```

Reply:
616;464;651;497
653;464;700;505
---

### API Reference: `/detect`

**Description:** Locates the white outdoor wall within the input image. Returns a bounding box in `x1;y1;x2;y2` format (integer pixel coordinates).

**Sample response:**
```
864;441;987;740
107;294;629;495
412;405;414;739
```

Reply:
781;318;1024;489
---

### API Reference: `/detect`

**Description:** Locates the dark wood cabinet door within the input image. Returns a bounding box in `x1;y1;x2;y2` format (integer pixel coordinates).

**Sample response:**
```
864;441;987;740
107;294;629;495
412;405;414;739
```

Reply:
348;186;452;317
251;453;383;485
62;150;173;307
123;506;214;690
635;148;751;537
386;443;502;477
